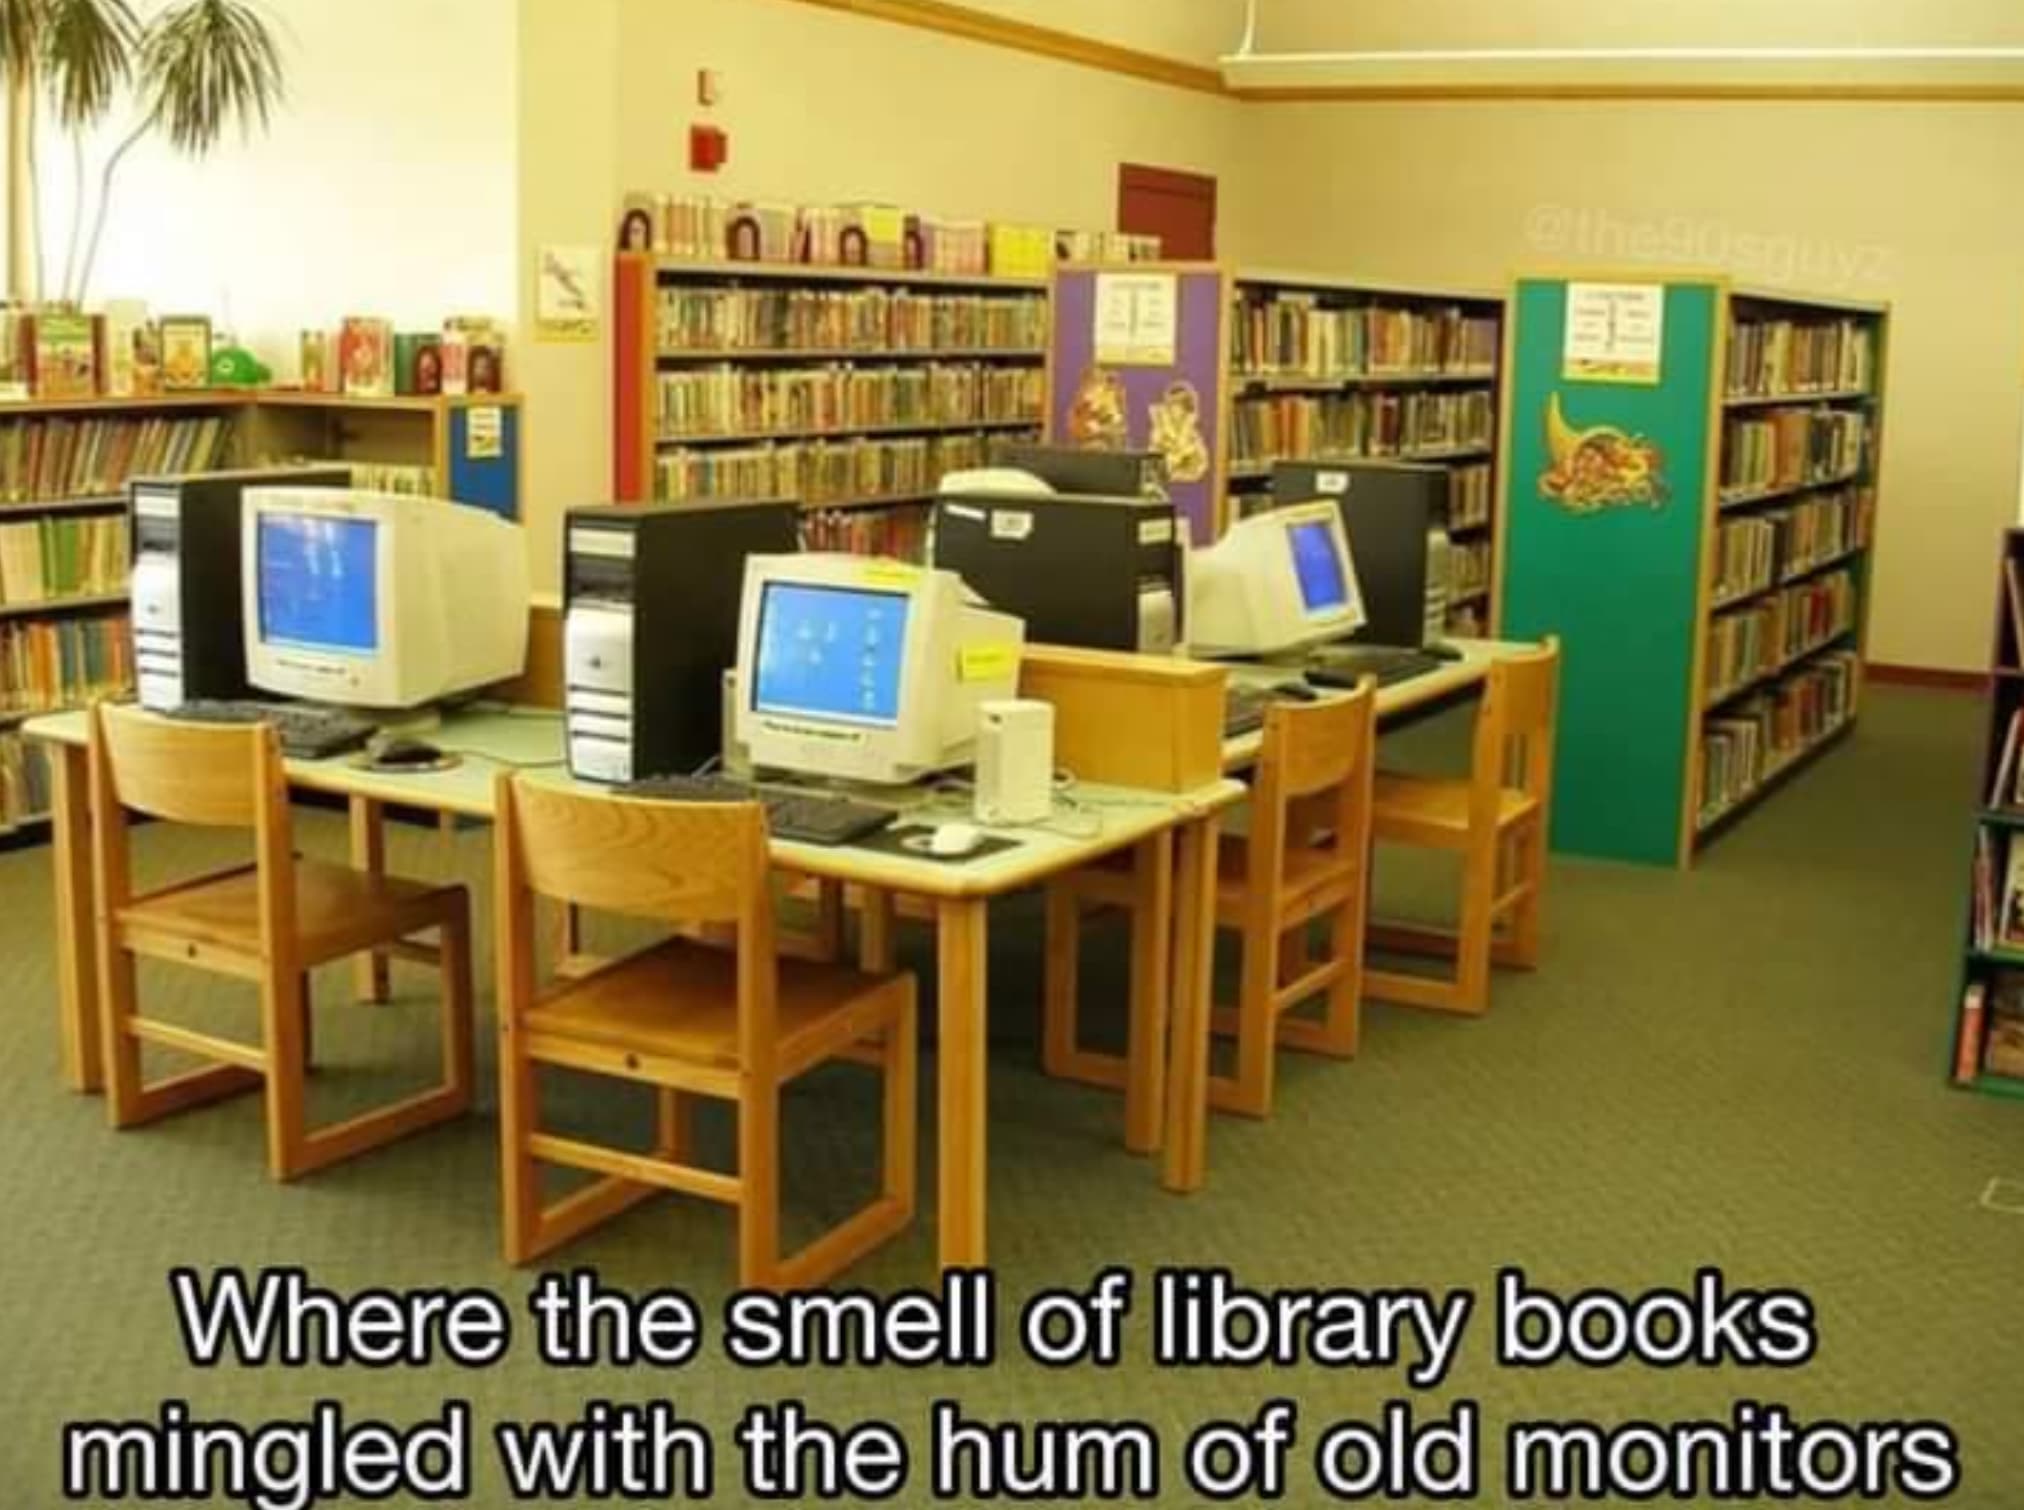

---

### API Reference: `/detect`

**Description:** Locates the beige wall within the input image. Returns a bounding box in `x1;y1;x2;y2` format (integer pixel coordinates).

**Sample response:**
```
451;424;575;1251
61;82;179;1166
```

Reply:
1240;101;2017;670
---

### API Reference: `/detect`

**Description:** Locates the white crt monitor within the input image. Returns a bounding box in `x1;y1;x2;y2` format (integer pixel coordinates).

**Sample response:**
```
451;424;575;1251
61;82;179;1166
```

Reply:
1186;501;1366;657
733;553;1025;786
241;487;530;710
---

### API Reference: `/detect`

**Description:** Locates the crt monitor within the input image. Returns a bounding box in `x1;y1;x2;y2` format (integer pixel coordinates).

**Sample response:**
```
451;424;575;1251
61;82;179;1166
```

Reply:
733;553;1025;786
243;487;530;710
1272;461;1442;649
1186;502;1366;658
993;443;1168;498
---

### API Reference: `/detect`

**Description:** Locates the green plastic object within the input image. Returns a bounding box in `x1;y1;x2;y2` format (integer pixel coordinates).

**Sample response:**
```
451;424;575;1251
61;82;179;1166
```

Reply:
209;345;271;388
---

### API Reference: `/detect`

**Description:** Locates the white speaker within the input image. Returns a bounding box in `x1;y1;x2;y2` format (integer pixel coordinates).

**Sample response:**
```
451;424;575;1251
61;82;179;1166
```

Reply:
974;699;1054;825
721;669;753;778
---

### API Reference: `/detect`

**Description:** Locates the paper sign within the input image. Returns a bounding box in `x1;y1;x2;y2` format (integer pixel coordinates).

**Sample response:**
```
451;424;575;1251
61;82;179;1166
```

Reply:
466;405;504;460
1093;272;1178;367
958;644;1020;683
1564;282;1665;385
536;243;600;342
989;510;1034;541
860;561;921;589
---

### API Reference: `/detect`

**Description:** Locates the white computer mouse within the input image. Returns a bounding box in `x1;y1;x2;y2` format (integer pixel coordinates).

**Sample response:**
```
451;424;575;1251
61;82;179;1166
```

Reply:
930;822;985;858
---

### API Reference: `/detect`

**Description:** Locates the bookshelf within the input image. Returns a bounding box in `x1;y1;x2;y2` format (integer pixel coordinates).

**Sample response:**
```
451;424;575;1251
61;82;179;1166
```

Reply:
1226;270;1507;636
0;389;526;842
1951;529;2024;1101
611;254;1049;558
1499;276;1887;866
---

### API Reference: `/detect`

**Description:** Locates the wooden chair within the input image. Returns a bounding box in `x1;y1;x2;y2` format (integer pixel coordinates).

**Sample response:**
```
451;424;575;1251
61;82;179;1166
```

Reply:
1367;638;1561;1016
87;703;475;1180
1045;679;1378;1123
493;775;915;1286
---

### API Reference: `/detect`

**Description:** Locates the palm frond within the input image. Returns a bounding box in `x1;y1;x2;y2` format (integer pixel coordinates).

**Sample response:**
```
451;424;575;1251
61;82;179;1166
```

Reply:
42;0;136;128
0;0;46;77
139;0;282;154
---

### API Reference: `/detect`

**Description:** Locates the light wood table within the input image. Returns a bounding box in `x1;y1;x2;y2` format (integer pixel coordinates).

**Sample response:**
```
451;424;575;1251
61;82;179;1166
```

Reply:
27;705;1240;1271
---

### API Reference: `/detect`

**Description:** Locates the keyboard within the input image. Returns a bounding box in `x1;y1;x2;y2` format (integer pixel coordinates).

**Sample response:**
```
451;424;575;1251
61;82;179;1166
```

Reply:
619;773;899;847
169;700;378;760
1305;648;1449;690
1224;685;1284;739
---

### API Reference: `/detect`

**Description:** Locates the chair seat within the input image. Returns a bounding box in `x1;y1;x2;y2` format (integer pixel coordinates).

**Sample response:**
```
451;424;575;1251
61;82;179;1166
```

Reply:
1372;772;1540;844
525;936;907;1078
119;859;461;968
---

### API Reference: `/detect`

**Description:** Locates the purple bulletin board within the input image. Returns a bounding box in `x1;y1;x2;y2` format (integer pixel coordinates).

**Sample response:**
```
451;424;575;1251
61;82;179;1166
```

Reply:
1047;265;1230;543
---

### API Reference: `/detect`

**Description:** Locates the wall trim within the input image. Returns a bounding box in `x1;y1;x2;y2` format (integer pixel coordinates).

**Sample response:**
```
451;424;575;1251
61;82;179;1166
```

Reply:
784;0;1228;95
1868;662;1990;693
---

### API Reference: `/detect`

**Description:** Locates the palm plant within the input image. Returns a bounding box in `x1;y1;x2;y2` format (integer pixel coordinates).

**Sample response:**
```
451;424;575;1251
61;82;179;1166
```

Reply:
0;0;282;304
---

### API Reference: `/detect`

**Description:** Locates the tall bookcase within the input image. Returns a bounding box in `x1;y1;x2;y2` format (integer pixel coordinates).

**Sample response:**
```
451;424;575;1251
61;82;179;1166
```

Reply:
0;389;525;843
1499;275;1887;866
612;255;1048;558
1951;530;2024;1101
1227;270;1506;636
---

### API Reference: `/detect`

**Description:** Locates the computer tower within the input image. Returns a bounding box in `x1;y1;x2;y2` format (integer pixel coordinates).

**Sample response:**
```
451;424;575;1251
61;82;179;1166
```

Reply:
930;491;1183;653
130;465;353;711
1271;462;1444;650
994;442;1168;499
563;501;799;784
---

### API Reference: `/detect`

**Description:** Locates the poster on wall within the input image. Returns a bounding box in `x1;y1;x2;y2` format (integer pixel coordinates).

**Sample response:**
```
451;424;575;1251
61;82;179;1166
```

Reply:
1563;281;1665;384
1048;265;1229;542
536;244;601;343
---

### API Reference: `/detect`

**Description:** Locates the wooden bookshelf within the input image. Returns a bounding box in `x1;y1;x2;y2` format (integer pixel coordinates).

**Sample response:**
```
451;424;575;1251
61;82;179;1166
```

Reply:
1224;270;1508;637
1499;275;1887;866
1951;528;2024;1101
613;252;1048;559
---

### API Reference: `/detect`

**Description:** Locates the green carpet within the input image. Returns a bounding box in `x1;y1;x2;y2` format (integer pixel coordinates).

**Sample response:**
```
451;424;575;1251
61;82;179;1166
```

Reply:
1;686;2018;1506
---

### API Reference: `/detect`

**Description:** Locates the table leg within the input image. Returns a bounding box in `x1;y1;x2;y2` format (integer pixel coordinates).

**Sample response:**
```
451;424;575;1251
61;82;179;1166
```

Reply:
1162;812;1221;1194
860;887;897;974
50;744;101;1093
935;895;989;1269
349;797;391;1004
1123;831;1174;1156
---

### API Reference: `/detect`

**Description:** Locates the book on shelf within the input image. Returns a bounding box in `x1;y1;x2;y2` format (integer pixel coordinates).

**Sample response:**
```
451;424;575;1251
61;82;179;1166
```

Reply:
0;610;131;712
655;362;1044;439
0;413;232;503
655;430;1033;508
656;284;1048;356
0;512;129;605
33;312;97;400
1231;389;1494;468
1699;650;1858;820
0;729;52;826
2007;558;2024;670
100;300;147;399
0;309;31;402
340;317;394;398
1704;569;1857;698
804;504;928;562
1447;539;1493;601
1991;710;2024;810
1720;407;1868;494
1955;982;1987;1084
1986;973;2024;1078
1231;294;1499;379
1448;463;1493;531
1726;314;1876;398
2001;840;2024;954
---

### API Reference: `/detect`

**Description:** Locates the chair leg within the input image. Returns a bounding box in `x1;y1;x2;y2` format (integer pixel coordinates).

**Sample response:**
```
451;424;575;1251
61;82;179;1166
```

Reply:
655;1089;694;1163
439;896;476;1112
885;986;918;1215
498;1015;542;1265
99;944;146;1127
1500;822;1545;970
1041;884;1080;1080
261;968;310;1181
1453;834;1499;1016
1211;921;1278;1119
738;1083;781;1288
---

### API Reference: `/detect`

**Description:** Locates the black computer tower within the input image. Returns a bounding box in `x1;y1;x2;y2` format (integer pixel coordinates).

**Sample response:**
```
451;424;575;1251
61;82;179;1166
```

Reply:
129;466;353;711
930;491;1183;653
562;500;799;784
1271;461;1443;649
994;442;1168;499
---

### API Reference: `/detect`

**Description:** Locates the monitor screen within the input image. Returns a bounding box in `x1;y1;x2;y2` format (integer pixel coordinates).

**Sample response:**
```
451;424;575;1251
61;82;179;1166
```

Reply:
1288;519;1349;616
753;581;911;726
257;513;379;654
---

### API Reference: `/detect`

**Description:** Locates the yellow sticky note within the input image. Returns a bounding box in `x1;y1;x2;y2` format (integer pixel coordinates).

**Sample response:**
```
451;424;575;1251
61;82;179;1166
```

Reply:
959;644;1020;683
860;562;921;590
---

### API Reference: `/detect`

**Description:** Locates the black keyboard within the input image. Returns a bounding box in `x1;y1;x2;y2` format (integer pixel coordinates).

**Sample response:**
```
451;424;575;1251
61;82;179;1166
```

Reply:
170;700;377;760
619;773;899;847
1224;686;1279;739
1305;648;1448;690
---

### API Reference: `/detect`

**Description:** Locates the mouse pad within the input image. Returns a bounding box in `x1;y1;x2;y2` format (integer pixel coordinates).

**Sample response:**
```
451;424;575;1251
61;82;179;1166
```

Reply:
854;825;1024;864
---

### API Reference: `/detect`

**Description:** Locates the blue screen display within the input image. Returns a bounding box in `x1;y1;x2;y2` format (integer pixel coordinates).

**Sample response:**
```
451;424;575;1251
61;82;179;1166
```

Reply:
1289;519;1349;615
754;581;910;726
258;515;379;654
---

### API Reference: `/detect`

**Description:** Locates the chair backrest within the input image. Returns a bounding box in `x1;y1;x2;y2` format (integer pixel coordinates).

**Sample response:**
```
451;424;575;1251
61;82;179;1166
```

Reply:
494;775;779;1069
87;702;297;949
1248;679;1379;909
1471;637;1562;824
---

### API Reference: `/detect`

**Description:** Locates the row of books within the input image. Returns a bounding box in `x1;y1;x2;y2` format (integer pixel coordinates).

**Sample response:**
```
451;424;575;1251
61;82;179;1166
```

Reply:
1230;297;1499;378
1449;463;1493;531
0;611;131;712
1699;652;1859;825
657;287;1048;357
655;430;1035;509
0;730;52;827
655;364;1044;439
1956;974;2024;1081
0;514;128;606
1231;390;1495;467
1720;407;1868;495
0;303;165;402
1984;706;2024;811
627;192;1159;275
1448;539;1493;601
1445;601;1486;637
1725;315;1876;398
1704;569;1857;700
804;506;928;563
0;414;232;506
1711;487;1873;604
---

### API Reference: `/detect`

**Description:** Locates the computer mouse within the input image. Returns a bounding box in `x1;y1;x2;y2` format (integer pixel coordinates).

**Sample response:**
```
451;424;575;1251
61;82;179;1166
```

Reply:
930;822;986;858
373;737;443;769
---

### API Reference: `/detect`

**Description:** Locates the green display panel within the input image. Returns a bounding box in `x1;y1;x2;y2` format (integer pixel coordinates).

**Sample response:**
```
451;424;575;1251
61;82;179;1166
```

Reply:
1501;279;1718;865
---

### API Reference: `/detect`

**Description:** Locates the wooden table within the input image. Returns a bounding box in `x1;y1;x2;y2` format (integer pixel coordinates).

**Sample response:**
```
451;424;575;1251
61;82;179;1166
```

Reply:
27;705;1240;1271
